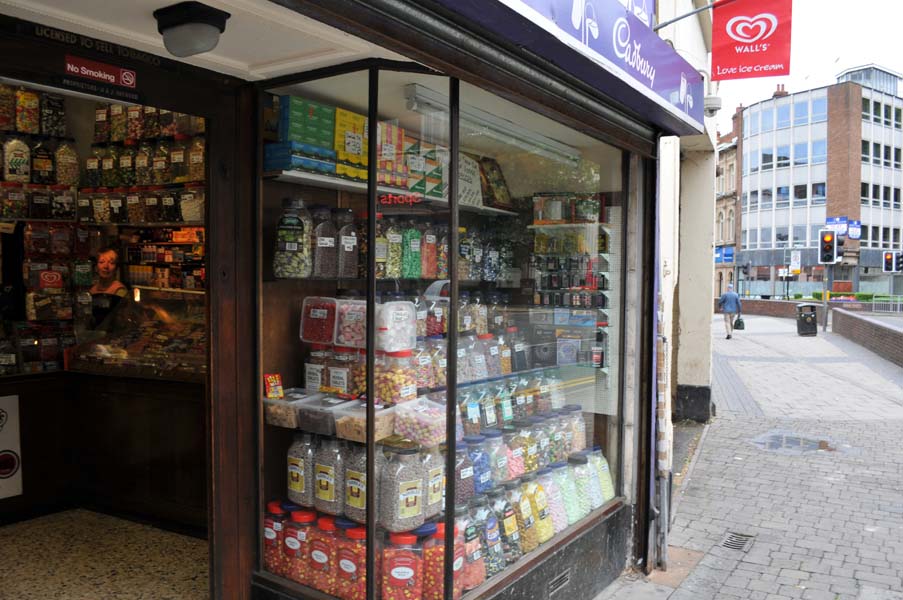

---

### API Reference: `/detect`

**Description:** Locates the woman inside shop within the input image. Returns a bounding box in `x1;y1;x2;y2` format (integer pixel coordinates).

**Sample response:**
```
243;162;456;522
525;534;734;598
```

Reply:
89;247;128;327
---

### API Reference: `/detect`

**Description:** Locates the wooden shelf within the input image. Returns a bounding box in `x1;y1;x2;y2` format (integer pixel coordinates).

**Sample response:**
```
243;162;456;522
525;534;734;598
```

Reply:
528;222;612;232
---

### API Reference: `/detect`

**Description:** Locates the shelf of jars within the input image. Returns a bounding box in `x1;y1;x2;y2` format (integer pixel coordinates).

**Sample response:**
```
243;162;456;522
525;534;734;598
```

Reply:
527;222;612;232
130;284;205;295
266;169;519;217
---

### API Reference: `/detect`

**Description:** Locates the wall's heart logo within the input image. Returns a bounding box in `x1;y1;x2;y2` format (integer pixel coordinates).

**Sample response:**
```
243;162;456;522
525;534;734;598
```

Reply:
726;13;778;44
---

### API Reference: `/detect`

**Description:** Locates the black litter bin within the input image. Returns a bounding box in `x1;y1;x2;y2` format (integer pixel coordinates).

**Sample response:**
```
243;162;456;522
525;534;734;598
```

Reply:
796;303;818;336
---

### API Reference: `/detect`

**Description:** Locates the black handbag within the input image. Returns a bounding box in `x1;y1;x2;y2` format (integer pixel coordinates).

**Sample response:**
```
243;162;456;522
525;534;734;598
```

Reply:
733;315;745;330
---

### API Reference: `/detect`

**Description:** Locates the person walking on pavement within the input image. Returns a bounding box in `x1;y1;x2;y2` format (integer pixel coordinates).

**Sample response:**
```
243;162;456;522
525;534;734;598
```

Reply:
718;283;742;339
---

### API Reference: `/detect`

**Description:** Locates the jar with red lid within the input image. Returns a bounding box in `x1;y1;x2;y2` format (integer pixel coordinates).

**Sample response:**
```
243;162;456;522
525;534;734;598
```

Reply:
424;522;464;600
309;516;339;596
374;349;418;406
334;526;367;600
263;500;288;577
283;509;317;586
381;532;424;600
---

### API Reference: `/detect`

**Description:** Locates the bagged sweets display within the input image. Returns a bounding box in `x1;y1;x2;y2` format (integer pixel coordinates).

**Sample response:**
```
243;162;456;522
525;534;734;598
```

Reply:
93;104;110;143
126;105;143;139
40;93;66;137
143;105;160;138
15;88;40;134
54;139;79;186
0;84;15;131
109;103;126;142
4;137;31;183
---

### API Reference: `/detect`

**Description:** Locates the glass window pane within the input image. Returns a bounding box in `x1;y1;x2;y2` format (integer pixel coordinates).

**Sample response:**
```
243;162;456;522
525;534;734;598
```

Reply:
761;188;773;209
811;98;827;122
761;108;774;131
793;184;807;206
793;225;807;246
776;104;790;128
811;139;826;164
793;99;808;125
793;142;808;165
776;145;790;167
776;186;790;208
776;226;789;248
862;140;870;162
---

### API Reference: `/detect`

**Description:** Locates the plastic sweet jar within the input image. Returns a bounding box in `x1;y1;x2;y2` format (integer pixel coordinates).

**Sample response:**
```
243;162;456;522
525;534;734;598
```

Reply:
423;522;464;600
311;205;338;278
378;446;426;532
476;386;499;431
420;221;439;279
509;327;531;372
504;427;526;481
590;445;616;502
334;208;358;279
426;298;448;337
464;434;492;495
546;413;568;464
561;405;587;453
471;491;506;578
328;347;362;398
566;454;592;520
488;485;522;565
454;447;475;506
457;291;472;333
487;293;506;333
286;433;316;507
342;443;368;524
309;516;339;596
505;479;537;554
381;532;424;600
334;526;367;600
263;501;289;577
534;373;553;414
283;509;317;585
413;338;436;391
483;429;508;486
581;450;605;510
513;420;539;474
305;344;333;393
529;415;551;468
374;349;418;406
421;445;445;520
491;383;514;429
546;371;567;410
313;438;345;516
551;460;581;525
427;335;447;389
495;329;513;376
480;334;502;378
459;500;487;591
376;300;417;352
521;472;554;544
462;331;489;382
273;197;313;279
537;467;568;535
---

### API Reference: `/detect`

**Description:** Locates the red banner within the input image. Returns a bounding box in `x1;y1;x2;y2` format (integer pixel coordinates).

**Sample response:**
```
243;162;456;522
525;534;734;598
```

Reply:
712;0;792;81
64;55;137;88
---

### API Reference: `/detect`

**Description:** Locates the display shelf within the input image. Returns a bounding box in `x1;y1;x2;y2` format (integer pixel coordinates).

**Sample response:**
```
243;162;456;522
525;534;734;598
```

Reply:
534;288;608;293
131;285;206;295
266;169;519;216
0;217;77;223
528;222;612;231
84;221;205;227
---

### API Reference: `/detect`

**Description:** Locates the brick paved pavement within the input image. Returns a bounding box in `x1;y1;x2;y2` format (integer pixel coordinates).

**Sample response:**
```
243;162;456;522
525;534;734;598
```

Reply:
597;315;903;600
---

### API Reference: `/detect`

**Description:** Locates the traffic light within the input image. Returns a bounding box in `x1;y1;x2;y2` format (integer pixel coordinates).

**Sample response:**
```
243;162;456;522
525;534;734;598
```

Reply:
884;251;896;273
818;229;837;264
897;251;903;272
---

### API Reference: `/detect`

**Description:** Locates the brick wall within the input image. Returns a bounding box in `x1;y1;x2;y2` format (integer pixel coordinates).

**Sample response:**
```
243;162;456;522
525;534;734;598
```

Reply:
711;298;875;320
826;83;862;248
832;309;903;367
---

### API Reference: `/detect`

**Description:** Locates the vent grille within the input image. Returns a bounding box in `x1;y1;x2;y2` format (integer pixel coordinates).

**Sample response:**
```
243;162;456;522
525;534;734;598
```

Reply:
720;532;756;552
548;569;571;598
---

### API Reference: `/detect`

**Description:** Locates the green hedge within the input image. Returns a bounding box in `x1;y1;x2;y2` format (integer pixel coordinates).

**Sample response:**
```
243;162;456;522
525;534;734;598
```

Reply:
793;293;803;299
854;293;874;302
812;291;823;300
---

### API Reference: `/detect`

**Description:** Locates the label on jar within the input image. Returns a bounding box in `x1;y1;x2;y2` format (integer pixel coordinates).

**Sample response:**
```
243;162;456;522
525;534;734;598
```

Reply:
340;235;356;250
59;154;77;166
438;359;447;368
110;198;122;209
399;384;416;399
494;316;504;325
496;455;508;472
119;155;133;168
136;155;149;168
306;363;327;393
344;131;363;155
374;238;388;261
314;236;334;249
314;464;336;502
329;367;349;393
519;498;535;527
485;516;502;545
32;194;49;204
535;489;550;519
344;310;363;322
514;343;525;352
425;234;437;244
144;106;157;115
345;469;366;509
127;195;140;205
397;479;423;519
388;555;417;587
457;348;465;359
489;345;499;356
433;307;443;318
409;238;420;252
516;395;526;406
473;354;486;366
391;309;408;323
153;157;167;170
127;106;141;119
479;471;491;484
110;104;123;116
288;457;305;492
162;196;175;206
501;399;513;420
418;356;432;367
310;540;330;570
407;155;425;172
460;466;474;479
512;448;523;459
281;241;298;252
483;404;497;426
78;198;90;208
527;444;538;456
95;109;107;122
33;159;52;173
284;535;301;553
502;514;519;538
86;158;100;170
428;467;443;505
263;522;277;544
466;401;480;421
462;315;472;329
145;196;158;206
540;437;549;449
102;158;114;170
338;549;358;579
387;233;403;244
310;308;328;319
190;150;204;164
416;310;427;321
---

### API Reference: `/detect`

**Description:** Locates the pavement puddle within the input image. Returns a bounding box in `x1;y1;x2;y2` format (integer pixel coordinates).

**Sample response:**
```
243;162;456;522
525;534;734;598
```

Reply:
748;429;858;455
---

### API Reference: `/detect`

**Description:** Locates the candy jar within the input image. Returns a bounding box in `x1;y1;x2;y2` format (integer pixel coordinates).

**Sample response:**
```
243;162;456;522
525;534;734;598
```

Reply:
287;433;316;507
54;139;79;186
471;292;489;335
582;451;605;510
546;371;567;410
422;445;445;519
509;327;531;372
328;347;361;398
458;502;486;590
413;338;435;390
513;376;537;419
378;446;426;532
529;415;551;468
420;221;438;279
374;349;418;405
312;206;338;278
15;87;40;134
481;334;502;377
169;133;190;183
376;298;417;352
491;383;515;429
487;293;506;333
472;491;506;577
335;527;367;600
458;291;473;333
109;103;126;141
374;215;388;279
457;226;472;280
567;454;592;520
547;413;568;464
284;509;317;585
561;405;586;453
426;298;447;336
484;429;509;485
382;532;424;600
335;299;366;348
423;522;464;600
135;139;154;185
551;461;581;525
475;385;499;431
309;516;339;595
505;480;537;553
30;138;54;185
335;209;358;278
460;331;488;383
427;335;447;389
273;197;313;278
512;420;538;474
504;428;525;481
454;447;475;506
458;389;481;435
411;294;428;339
152;138;171;185
489;486;522;565
305;344;333;393
384;217;403;278
537;467;567;534
465;435;492;495
437;225;449;279
263;500;288;576
300;297;337;344
521;473;554;544
314;438;345;516
590;446;616;502
401;218;422;279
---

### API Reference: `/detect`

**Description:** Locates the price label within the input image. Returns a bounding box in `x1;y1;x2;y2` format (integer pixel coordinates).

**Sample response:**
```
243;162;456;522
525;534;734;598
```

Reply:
344;131;363;155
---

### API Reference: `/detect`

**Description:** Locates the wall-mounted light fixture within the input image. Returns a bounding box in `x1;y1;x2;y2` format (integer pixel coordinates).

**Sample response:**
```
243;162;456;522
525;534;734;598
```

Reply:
153;1;231;58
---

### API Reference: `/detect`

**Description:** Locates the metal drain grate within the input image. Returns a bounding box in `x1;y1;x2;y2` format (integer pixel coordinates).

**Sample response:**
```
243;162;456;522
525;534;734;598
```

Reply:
548;568;571;598
719;532;756;552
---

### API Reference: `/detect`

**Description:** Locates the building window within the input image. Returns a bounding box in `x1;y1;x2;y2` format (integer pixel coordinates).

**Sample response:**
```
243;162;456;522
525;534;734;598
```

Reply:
872;226;880;248
884;145;892;167
895;188;901;209
862;97;870;119
895;107;902;129
811;97;827;122
862;140;870;162
742;153;748;176
882;227;891;248
742;193;748;211
728;209;735;241
750;152;760;173
793;142;808;165
793;99;808;125
776;226;789;248
811;139;827;164
749;190;759;211
748;228;759;248
861;182;870;205
873;184;881;207
894;228;901;248
761;108;774;131
885;104;893;126
776;145;790;168
741;229;748;249
762;148;773;170
873;142;882;165
895;148;901;169
873;100;882;123
717;211;724;241
776;186;790;208
810;224;822;245
777;104;790;128
761;188;773;209
811;182;826;205
761;227;772;247
718;172;724;195
793;184;808;207
793;225;807;247
743;116;749;138
884;186;892;208
749;112;760;135
860;225;869;246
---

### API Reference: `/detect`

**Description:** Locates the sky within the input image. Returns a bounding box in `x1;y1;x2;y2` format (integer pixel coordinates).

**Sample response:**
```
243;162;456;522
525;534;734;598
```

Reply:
713;0;903;135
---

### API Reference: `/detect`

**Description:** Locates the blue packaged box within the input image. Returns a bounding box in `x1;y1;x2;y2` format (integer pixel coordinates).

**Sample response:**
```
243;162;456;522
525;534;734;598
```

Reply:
265;141;336;161
264;154;336;174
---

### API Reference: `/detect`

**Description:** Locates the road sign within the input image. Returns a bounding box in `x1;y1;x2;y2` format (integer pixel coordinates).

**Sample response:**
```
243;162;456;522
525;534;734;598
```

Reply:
778;267;790;278
826;216;848;236
790;250;801;274
847;220;861;240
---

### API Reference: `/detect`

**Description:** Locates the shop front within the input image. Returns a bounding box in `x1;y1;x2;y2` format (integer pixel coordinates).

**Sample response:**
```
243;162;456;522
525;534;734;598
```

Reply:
0;2;703;599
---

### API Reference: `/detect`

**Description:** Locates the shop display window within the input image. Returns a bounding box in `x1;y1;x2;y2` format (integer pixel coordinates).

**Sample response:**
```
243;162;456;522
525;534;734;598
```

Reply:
257;66;626;599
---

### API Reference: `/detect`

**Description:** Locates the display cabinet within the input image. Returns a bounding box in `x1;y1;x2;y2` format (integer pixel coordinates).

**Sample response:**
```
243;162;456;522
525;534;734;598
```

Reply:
254;64;628;600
